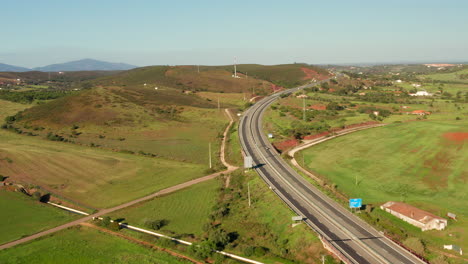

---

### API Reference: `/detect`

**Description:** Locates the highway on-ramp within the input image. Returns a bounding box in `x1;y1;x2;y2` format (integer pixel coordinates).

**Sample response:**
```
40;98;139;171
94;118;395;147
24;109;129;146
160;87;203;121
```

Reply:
239;81;426;264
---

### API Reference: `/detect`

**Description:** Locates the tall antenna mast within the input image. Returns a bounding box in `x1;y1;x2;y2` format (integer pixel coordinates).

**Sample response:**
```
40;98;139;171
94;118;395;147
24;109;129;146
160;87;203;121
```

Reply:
234;57;237;78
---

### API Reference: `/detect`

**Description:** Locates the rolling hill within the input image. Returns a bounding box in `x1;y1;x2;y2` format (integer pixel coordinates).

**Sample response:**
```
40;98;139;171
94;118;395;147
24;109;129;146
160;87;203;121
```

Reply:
33;59;137;72
0;63;31;72
6;64;330;163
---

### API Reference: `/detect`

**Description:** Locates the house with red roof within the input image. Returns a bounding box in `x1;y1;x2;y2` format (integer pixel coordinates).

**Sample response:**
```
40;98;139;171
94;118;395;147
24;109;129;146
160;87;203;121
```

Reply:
410;110;431;116
381;201;447;231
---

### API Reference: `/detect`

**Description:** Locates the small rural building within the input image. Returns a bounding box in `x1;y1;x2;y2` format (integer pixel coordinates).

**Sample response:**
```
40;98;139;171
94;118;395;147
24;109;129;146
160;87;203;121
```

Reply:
409;90;432;96
296;94;308;99
380;201;447;231
410;110;431;116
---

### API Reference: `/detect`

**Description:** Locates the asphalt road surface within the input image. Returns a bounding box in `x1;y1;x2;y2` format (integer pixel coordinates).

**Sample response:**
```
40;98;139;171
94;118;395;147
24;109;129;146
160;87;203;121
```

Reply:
239;81;426;264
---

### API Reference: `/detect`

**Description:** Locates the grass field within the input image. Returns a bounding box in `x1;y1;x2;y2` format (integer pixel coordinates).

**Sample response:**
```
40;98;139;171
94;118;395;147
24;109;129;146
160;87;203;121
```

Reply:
0;226;192;264
422;67;468;84
108;179;219;237
299;121;467;253
0;130;207;209
0;99;31;120
0;190;77;244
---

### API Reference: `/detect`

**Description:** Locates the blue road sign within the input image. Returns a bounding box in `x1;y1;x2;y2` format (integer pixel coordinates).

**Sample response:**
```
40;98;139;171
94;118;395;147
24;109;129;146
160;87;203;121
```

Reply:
349;198;362;208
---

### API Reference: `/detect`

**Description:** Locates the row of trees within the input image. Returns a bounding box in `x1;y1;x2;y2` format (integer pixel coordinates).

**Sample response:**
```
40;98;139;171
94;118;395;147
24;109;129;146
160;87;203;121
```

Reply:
0;89;76;104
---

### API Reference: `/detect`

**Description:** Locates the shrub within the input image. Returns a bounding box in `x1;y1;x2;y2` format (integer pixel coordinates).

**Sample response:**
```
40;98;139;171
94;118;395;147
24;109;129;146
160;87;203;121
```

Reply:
243;246;255;257
100;216;111;227
145;219;168;230
109;221;121;231
32;191;42;201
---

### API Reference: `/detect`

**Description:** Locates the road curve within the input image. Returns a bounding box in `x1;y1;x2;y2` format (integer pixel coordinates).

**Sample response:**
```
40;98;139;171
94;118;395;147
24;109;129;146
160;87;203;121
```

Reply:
238;82;426;264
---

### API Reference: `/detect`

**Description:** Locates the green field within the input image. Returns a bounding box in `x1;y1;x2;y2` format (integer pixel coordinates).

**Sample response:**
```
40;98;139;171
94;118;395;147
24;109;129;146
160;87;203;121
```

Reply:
0;130;207;209
0;99;31;120
0;226;192;264
0;190;77;244
422;67;468;84
299;121;467;251
108;179;219;237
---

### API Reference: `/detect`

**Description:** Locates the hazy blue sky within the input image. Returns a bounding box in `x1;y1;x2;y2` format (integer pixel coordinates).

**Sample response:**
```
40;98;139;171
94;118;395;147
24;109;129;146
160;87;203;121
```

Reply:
1;0;467;67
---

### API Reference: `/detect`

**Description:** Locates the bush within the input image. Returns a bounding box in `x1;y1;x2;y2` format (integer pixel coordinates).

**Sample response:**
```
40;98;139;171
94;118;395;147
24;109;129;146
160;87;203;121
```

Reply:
100;216;111;227
109;221;121;231
32;191;42;201
145;219;168;230
189;240;215;259
254;246;268;257
243;246;255;257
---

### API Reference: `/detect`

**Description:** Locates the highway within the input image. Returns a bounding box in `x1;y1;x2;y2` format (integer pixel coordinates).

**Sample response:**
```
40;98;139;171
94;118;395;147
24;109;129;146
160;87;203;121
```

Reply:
238;82;426;264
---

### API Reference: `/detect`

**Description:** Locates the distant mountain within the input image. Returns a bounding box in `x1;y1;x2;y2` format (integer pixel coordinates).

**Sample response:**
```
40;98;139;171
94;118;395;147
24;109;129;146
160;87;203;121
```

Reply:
0;63;31;72
33;59;137;72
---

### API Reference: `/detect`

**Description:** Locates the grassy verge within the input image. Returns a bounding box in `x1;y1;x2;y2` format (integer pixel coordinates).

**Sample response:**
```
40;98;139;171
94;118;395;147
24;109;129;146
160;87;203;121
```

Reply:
0;226;192;264
0;190;77;244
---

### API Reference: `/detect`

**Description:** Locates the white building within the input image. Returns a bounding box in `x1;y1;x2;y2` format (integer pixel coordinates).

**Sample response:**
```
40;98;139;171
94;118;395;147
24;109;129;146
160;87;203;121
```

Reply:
381;201;447;231
409;90;432;96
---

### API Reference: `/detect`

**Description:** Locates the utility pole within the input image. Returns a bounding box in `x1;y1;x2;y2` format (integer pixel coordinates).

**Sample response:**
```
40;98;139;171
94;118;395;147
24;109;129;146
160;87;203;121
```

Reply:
209;142;212;169
217;97;220;110
248;182;251;207
302;96;306;121
197;65;200;73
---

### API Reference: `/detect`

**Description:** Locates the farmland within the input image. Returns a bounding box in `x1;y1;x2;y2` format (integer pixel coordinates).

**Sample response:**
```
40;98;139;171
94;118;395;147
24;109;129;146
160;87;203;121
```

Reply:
0;190;77;244
0;226;192;264
421;67;468;84
299;120;468;259
107;179;219;237
0;129;207;208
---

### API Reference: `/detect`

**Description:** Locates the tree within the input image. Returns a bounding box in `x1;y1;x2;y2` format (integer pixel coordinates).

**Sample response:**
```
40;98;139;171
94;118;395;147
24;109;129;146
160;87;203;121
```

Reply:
109;221;121;231
189;240;215;259
209;228;230;250
32;191;42;201
101;216;111;227
145;219;167;230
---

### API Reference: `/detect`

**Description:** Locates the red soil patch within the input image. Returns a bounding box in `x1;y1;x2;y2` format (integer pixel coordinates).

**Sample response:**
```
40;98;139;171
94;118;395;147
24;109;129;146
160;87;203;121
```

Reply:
300;68;329;81
443;132;468;143
273;139;299;152
271;84;284;92
309;104;326;110
304;131;330;140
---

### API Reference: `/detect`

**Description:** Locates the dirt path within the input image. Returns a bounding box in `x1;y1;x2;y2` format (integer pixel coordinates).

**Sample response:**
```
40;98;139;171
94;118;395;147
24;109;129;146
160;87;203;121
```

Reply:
0;110;240;251
80;223;203;264
222;109;239;188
